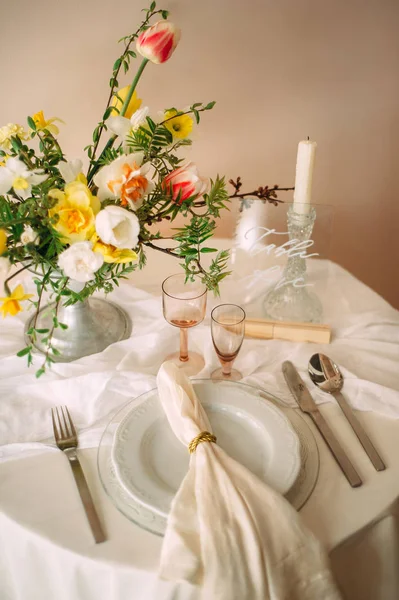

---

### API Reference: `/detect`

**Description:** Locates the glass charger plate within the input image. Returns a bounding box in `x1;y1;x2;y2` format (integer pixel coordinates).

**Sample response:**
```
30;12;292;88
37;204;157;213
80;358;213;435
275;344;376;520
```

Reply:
98;379;319;536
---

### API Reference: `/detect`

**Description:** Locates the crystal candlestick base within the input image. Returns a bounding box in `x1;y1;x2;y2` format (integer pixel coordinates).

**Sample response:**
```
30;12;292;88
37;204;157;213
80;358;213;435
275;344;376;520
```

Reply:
263;206;322;323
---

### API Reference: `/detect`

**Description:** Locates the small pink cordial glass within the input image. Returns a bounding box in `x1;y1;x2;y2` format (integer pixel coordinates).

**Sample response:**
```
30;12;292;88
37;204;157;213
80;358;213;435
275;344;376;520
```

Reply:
162;274;207;376
211;304;246;381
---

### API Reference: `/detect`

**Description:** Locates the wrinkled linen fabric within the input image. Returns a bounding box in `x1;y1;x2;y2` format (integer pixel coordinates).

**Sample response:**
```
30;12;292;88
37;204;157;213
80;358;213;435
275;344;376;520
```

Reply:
156;362;342;600
0;258;398;461
0;252;398;600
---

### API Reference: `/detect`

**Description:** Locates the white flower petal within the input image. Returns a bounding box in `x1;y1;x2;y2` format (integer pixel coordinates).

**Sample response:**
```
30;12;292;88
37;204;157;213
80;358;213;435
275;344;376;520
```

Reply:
94;152;145;203
58;241;104;283
29;172;47;185
95;205;140;249
107;116;131;138
130;106;149;130
0;168;13;195
15;185;32;200
21;225;40;245
59;159;83;183
5;157;26;174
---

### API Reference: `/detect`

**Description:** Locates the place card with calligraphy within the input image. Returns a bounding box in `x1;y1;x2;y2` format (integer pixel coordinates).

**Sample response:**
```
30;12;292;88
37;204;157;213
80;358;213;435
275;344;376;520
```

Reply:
220;200;333;326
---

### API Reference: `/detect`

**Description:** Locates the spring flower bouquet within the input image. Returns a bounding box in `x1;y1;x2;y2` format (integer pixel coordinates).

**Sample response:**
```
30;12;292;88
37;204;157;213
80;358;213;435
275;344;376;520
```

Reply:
0;3;233;374
0;2;293;375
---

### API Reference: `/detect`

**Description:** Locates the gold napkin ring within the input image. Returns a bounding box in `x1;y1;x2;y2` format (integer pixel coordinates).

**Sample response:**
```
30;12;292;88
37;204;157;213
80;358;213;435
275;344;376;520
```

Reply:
188;431;217;454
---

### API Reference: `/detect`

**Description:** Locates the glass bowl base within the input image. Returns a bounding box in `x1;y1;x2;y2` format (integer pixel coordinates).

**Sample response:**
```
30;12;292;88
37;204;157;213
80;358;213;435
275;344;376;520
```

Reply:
164;351;205;376
211;367;243;381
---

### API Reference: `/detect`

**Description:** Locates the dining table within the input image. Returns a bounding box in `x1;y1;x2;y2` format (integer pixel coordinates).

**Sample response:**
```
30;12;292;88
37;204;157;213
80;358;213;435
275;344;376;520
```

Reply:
0;238;399;600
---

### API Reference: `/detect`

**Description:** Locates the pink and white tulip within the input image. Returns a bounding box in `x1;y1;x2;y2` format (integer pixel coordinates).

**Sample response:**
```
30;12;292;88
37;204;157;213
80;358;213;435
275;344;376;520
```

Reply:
136;21;180;64
163;162;209;204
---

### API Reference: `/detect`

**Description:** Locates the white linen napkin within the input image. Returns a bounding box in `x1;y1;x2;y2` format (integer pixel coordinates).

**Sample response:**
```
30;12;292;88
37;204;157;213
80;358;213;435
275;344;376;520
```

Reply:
156;362;342;600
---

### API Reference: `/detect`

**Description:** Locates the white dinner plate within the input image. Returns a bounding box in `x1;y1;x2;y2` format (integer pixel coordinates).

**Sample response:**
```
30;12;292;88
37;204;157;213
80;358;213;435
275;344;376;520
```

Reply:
111;380;301;517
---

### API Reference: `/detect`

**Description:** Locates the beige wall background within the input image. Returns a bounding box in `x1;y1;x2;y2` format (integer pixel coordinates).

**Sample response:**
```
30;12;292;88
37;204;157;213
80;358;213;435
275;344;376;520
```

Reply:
1;0;398;307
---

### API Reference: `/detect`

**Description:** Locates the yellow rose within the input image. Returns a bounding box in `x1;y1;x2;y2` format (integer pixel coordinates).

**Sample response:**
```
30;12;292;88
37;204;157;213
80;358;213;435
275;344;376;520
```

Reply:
92;237;138;264
110;87;142;119
0;229;6;255
49;181;100;244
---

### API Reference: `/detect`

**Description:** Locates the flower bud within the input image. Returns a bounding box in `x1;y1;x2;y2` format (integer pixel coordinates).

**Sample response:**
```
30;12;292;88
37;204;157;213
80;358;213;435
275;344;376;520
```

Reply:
164;162;209;204
136;21;180;64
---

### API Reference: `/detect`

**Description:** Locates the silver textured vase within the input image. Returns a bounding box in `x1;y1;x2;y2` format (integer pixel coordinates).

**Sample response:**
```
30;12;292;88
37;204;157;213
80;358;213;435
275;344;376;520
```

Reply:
24;294;132;362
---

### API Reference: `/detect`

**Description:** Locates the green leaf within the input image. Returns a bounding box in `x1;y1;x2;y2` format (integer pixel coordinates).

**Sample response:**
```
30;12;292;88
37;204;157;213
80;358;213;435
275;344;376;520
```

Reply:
35;328;50;334
146;117;157;133
27;116;37;131
200;247;218;253
35;368;45;378
58;322;68;330
17;346;32;357
10;136;22;152
150;0;156;10
113;58;122;71
161;10;169;18
205;101;216;110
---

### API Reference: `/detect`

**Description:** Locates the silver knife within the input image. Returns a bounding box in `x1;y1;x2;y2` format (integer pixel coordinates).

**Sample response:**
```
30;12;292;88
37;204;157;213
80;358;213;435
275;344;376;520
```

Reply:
282;361;362;488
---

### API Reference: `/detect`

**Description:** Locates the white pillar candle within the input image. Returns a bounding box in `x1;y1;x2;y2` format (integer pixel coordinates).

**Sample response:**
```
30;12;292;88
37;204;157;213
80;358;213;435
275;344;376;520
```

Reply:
293;139;317;215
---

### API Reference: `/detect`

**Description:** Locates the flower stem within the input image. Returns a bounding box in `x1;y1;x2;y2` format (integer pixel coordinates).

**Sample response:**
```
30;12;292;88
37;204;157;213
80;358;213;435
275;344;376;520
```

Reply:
120;58;149;118
87;58;149;185
4;263;33;296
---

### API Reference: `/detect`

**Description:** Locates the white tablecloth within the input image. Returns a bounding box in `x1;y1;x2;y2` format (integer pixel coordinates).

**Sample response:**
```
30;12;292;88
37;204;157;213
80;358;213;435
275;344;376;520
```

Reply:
1;241;399;600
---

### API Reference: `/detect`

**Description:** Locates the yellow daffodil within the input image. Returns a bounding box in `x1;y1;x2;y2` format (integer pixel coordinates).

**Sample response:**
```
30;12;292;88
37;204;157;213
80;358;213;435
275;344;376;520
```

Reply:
49;181;100;244
92;236;138;264
0;229;7;255
32;110;64;136
163;109;193;139
0;123;28;152
0;284;33;318
110;87;142;119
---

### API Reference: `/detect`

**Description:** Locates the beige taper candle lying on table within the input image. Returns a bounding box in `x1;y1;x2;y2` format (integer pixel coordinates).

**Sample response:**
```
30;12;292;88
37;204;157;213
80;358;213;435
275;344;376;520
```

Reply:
244;318;331;344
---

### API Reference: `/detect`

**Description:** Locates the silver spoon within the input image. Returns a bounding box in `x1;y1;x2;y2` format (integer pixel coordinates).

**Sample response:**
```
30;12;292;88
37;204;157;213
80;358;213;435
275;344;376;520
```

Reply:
308;353;386;472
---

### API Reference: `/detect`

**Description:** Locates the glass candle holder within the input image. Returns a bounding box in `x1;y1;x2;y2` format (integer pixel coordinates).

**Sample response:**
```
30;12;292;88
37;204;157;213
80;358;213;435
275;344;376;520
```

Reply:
211;304;246;381
263;205;322;323
162;274;207;376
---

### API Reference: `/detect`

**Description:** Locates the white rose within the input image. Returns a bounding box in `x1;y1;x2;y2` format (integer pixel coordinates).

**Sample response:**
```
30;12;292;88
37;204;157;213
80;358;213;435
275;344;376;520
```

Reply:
95;205;140;249
20;225;40;246
58;241;104;283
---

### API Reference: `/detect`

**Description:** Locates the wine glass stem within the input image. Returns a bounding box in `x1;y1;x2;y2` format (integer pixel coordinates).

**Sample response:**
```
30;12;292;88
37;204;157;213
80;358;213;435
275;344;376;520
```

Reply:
221;360;233;376
179;328;189;362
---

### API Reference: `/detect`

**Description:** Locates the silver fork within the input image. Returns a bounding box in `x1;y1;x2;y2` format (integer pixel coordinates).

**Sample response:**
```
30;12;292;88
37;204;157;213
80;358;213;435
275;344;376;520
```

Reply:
51;406;106;544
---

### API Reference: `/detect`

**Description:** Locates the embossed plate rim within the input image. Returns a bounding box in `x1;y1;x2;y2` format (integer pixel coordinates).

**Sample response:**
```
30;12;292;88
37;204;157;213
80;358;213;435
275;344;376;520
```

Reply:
110;380;301;517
